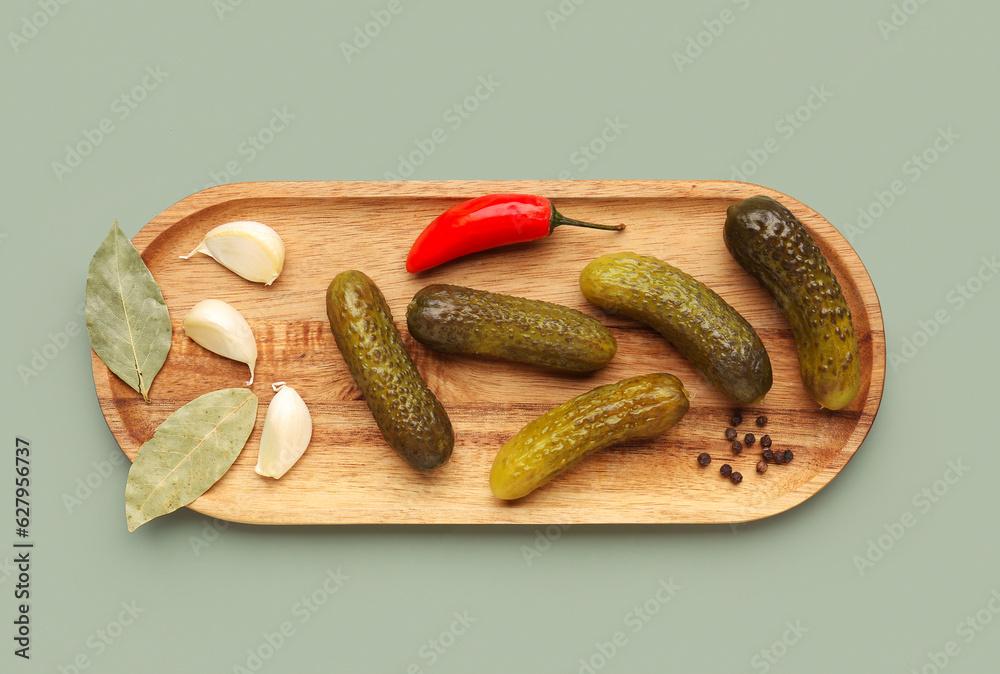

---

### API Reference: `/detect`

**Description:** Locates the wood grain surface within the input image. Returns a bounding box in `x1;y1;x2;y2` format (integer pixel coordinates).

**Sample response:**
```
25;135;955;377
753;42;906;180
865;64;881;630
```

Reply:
91;180;885;525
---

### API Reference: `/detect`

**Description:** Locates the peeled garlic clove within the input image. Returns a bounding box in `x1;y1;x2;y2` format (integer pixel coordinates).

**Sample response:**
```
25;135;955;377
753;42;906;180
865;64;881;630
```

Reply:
256;382;313;479
182;299;257;385
180;221;285;285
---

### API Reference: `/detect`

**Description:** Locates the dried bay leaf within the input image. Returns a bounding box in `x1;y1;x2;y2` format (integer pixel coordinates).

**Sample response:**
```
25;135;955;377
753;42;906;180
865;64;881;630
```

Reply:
86;220;171;402
125;388;258;532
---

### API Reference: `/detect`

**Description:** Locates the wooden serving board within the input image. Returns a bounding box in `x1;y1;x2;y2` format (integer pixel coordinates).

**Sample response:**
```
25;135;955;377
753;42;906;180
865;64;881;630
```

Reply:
92;180;885;525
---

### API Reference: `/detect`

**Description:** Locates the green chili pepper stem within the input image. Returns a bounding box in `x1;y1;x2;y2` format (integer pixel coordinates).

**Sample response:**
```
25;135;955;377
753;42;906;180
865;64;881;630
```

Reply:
550;207;626;233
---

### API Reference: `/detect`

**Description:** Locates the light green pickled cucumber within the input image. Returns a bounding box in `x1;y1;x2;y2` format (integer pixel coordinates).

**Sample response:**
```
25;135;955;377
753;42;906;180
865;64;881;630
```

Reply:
580;252;772;404
326;271;453;470
406;284;617;372
724;195;860;410
490;373;689;500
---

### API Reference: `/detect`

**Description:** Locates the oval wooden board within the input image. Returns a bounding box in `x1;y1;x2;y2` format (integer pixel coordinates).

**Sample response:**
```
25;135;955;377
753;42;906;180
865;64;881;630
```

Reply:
92;180;885;525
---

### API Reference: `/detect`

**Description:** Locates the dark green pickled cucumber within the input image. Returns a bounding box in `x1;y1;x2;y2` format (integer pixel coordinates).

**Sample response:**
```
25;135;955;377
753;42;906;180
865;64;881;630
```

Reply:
580;252;772;404
490;373;689;500
724;195;860;410
326;271;453;470
406;284;617;372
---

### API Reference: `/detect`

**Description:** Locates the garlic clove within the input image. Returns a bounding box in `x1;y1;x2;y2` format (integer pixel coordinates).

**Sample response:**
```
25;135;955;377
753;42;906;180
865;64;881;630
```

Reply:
255;382;313;479
182;299;258;385
180;221;285;285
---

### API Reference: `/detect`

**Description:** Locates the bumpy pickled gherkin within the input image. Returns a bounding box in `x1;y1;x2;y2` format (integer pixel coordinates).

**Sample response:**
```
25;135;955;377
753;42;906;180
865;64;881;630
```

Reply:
326;271;453;470
580;252;772;404
490;373;689;500
724;196;860;410
406;284;617;372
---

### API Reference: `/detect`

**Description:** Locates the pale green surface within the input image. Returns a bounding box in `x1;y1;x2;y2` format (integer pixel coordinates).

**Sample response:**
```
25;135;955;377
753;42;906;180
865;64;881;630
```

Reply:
2;1;998;672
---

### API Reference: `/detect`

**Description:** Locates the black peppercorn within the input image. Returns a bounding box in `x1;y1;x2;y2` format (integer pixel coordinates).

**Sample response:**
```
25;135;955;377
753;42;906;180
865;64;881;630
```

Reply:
731;441;742;455
744;433;755;447
756;460;767;474
760;435;772;448
730;471;743;484
730;413;743;426
783;450;794;463
720;464;732;477
697;452;711;467
773;450;785;465
756;415;767;427
725;427;737;441
762;449;775;462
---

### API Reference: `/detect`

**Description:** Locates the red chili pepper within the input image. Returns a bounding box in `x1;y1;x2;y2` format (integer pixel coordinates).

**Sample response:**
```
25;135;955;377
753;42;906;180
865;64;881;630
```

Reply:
405;194;625;273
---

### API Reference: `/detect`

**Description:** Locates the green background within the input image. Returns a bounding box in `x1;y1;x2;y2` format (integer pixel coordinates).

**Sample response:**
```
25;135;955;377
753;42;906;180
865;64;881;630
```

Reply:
3;1;998;671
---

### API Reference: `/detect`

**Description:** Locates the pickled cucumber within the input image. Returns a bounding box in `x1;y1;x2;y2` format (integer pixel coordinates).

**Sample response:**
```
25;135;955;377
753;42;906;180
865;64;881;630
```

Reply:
406;284;617;372
490;373;689;500
579;252;772;404
724;195;860;410
326;271;453;470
